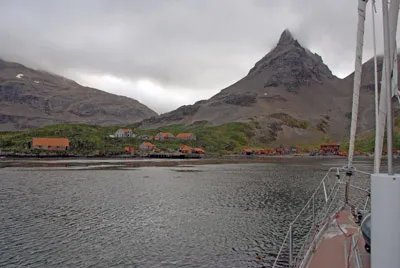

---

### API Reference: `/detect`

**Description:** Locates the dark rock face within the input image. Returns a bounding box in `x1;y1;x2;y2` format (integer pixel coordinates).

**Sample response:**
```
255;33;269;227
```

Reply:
0;114;16;123
0;83;50;113
248;30;334;92
259;94;287;102
211;92;258;106
224;92;258;106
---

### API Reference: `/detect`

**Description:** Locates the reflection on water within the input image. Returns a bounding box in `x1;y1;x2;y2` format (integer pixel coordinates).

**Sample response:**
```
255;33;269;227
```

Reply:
0;158;384;267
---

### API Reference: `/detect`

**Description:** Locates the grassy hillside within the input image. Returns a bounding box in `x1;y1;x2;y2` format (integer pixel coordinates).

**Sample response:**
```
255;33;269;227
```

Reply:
340;111;400;153
3;117;390;156
340;130;400;153
0;122;256;155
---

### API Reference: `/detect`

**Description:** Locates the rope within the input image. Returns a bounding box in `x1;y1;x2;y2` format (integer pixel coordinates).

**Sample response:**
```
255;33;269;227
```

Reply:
335;215;362;268
336;219;353;238
347;193;370;209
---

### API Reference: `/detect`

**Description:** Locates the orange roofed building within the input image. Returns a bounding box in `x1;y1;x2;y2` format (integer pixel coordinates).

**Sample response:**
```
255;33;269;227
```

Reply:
319;143;340;154
139;142;158;152
179;145;192;153
124;146;135;154
154;132;175;140
179;145;205;154
192;147;205;154
31;138;70;151
176;132;197;141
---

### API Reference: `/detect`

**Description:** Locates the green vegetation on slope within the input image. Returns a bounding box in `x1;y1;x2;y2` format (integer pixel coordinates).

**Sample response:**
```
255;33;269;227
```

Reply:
269;113;310;129
340;111;400;153
135;121;255;154
4;112;393;156
340;130;400;153
0;122;255;155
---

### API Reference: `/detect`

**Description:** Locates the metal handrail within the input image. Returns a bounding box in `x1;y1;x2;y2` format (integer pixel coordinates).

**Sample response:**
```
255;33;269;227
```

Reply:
271;229;291;267
296;182;343;268
272;167;371;268
289;167;338;225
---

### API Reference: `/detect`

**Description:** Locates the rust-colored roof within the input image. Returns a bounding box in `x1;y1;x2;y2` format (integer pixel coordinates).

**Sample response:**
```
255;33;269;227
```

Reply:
158;132;174;137
180;145;192;150
32;138;69;147
176;132;194;138
119;128;131;132
142;142;155;147
192;147;205;153
124;146;135;152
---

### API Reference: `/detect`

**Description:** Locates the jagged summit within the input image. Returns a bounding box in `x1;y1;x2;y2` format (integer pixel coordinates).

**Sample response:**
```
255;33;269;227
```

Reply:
278;29;296;46
247;29;335;92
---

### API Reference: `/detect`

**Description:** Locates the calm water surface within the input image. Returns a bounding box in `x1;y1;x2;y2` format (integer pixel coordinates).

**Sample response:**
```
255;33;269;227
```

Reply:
0;158;377;267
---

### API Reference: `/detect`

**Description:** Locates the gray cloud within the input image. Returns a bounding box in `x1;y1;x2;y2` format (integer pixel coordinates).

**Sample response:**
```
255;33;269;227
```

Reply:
0;0;396;113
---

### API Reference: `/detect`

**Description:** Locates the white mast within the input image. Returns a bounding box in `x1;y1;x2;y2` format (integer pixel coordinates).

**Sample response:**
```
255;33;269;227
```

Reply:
347;0;369;169
371;1;400;267
375;0;399;172
384;0;398;173
372;0;381;173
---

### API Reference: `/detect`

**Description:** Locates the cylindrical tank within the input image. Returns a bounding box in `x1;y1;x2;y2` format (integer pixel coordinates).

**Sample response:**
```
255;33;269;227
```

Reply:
361;213;371;253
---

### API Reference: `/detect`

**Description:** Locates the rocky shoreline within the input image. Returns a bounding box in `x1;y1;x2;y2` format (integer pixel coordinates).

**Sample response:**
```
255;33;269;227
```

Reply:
0;154;372;170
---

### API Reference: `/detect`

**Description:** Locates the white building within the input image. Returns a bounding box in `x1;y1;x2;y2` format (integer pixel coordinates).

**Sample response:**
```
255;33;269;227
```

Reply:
114;128;134;138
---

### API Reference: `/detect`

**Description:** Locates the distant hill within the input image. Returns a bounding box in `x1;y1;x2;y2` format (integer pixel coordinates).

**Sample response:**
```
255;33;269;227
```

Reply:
136;29;377;145
0;59;157;131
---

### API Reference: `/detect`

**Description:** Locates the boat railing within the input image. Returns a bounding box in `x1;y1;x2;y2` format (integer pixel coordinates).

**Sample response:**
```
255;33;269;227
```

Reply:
272;167;371;268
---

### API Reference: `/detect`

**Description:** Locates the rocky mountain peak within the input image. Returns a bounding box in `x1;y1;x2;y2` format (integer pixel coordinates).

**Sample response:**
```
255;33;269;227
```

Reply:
277;29;296;46
247;29;335;92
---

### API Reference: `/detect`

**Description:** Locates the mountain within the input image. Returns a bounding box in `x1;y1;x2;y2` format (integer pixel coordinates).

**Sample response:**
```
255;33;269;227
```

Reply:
137;29;365;145
0;59;157;131
343;54;400;132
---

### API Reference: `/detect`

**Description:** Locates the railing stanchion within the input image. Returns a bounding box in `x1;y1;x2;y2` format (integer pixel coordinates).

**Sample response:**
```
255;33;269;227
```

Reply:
289;223;293;267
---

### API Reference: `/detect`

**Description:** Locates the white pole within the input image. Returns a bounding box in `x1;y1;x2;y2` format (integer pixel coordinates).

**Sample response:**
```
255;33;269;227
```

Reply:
377;0;399;170
347;0;369;169
372;0;381;173
382;0;396;174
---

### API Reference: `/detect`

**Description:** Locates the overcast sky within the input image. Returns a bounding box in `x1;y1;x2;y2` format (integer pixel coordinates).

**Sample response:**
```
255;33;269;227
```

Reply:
0;0;396;114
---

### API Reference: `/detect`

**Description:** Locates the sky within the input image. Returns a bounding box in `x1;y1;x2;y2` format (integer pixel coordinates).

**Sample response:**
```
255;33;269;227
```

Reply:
0;0;396;114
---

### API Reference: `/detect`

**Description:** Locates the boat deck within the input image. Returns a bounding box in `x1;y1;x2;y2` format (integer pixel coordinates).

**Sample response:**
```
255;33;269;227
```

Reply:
307;210;370;268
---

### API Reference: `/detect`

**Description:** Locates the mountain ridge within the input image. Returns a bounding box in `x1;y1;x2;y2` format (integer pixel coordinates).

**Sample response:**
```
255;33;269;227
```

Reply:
0;58;157;131
135;29;361;145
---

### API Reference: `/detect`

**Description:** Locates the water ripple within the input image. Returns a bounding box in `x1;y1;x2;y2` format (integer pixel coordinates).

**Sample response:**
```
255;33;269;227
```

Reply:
0;159;382;267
